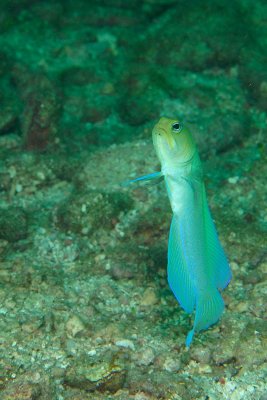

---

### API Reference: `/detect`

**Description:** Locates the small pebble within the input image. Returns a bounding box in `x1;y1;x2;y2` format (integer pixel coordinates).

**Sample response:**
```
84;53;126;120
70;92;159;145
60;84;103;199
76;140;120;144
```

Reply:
136;347;155;366
190;346;211;364
140;288;158;306
228;176;239;184
133;392;151;400
236;301;249;313
163;357;181;372
212;347;235;365
198;364;212;373
65;315;85;337
115;339;135;351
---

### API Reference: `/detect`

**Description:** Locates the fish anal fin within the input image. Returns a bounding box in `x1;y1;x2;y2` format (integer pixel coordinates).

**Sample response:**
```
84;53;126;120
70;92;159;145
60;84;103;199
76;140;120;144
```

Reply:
167;216;196;314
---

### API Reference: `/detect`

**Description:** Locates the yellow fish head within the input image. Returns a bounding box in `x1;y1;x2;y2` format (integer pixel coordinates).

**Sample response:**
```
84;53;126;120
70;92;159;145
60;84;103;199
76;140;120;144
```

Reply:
152;117;196;165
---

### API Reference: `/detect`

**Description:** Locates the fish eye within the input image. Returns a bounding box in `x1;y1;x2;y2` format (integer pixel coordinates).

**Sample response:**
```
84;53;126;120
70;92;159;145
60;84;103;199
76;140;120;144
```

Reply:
172;122;182;133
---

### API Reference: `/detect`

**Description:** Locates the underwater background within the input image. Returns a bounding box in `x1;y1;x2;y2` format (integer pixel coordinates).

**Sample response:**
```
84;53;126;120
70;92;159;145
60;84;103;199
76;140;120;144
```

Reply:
0;0;266;399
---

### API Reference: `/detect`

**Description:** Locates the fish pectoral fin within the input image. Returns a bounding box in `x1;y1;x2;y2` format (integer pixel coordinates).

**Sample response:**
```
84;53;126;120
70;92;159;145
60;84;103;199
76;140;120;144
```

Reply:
122;171;163;187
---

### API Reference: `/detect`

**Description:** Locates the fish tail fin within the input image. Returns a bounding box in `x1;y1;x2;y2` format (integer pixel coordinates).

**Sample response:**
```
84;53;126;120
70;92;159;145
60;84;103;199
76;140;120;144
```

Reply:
186;287;224;347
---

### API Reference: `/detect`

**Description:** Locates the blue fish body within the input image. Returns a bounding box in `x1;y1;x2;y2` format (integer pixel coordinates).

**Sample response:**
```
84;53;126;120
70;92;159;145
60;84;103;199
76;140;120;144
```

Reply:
166;172;231;346
128;117;232;346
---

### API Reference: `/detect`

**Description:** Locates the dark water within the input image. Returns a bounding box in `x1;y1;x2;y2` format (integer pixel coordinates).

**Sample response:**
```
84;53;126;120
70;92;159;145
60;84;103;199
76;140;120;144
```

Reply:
0;1;266;399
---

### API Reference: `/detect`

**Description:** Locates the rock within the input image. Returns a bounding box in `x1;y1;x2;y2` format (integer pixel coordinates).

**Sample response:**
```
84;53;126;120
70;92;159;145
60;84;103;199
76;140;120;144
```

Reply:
0;372;43;400
1;383;41;400
134;1;256;72
12;65;59;151
56;190;133;235
0;107;18;135
65;358;126;393
109;263;135;280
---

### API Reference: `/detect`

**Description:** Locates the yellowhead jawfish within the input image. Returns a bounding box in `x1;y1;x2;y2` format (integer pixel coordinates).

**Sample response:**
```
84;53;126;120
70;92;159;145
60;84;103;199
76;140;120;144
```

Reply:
128;117;231;346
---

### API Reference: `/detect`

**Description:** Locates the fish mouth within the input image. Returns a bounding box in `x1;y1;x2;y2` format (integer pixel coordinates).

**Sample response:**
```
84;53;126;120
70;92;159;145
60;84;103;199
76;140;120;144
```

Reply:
153;127;176;150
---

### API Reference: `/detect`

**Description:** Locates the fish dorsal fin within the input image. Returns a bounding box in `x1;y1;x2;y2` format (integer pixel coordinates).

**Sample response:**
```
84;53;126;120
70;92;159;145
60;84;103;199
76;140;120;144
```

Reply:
202;188;232;290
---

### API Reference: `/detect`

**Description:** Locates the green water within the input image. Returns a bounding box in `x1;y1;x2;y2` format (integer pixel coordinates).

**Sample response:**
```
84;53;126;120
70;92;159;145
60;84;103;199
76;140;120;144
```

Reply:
0;1;266;399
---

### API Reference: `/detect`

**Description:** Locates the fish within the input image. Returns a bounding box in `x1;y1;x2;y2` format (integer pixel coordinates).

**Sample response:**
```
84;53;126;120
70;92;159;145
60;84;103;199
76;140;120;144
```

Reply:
128;117;232;346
